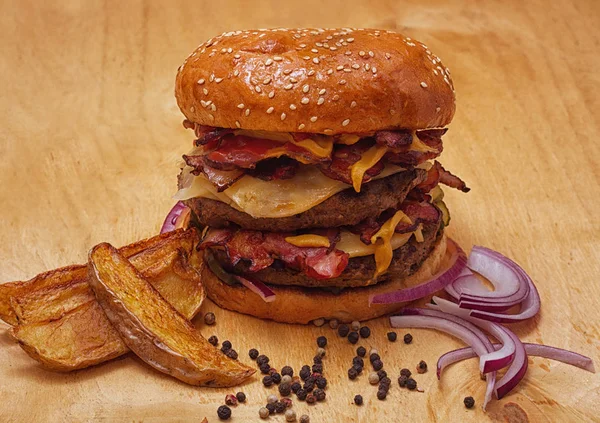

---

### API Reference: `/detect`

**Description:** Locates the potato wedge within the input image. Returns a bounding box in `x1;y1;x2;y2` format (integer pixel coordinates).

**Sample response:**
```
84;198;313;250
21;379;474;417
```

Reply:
0;229;200;325
88;243;255;387
9;229;206;371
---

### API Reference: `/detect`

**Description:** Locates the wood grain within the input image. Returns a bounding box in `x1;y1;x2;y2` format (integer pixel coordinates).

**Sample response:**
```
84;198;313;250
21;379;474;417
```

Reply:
1;0;599;422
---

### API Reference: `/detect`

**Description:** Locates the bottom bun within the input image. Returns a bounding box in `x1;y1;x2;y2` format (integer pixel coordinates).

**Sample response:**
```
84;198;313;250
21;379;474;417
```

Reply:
201;233;448;324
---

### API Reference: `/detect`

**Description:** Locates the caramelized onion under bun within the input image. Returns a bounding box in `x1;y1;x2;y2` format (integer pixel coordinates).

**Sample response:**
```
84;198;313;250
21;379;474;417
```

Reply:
176;28;455;135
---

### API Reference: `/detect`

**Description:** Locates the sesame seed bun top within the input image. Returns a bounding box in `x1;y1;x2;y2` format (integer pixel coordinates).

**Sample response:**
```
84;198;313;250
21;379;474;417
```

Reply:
175;28;455;135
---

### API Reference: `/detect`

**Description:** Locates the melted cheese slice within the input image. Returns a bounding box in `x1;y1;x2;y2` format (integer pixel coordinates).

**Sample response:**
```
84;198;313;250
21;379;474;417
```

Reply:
285;234;330;248
233;130;333;159
349;144;389;192
410;132;439;153
336;230;413;258
370;211;414;277
174;164;406;218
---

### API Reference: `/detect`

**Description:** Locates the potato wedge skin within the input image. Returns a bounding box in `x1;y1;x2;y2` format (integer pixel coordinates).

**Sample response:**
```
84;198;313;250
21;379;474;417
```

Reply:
88;243;255;387
7;229;207;372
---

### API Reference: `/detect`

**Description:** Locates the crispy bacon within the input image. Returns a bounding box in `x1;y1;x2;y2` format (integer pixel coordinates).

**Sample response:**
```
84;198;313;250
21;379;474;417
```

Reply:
182;154;244;192
415;161;470;193
200;229;349;279
385;129;445;167
318;140;385;185
376;130;412;149
439;164;470;192
247;157;299;181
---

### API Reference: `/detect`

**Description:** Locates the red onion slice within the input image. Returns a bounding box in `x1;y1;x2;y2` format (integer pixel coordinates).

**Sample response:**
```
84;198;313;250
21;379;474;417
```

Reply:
369;238;467;305
160;201;191;234
236;275;276;303
438;343;595;377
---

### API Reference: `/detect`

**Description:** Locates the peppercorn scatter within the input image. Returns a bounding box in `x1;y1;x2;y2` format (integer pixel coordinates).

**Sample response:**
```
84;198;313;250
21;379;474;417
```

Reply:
300;414;310;423
236;392;246;403
259;407;270;419
369;372;379;385
225;349;238;360
387;331;397;342
225;394;238;406
359;326;371;338
372;359;384;371
328;319;339;329
398;375;408;387
260;362;271;374
285;409;297;422
403;333;413;344
266;402;276;414
377;370;387;380
376;389;387;400
348;367;358;380
315;376;327;389
400;368;412;378
249;348;259;360
281;365;294;376
267;394;278;404
275;401;286;413
296;388;308;401
314;388;326;401
272;372;282;384
316;336;328;347
257;354;270;366
351;321;360;331
291;381;301;393
354;394;363;405
220;340;232;352
316;347;326;357
281;374;293;385
369;353;380;363
417;360;428;374
203;311;216;325
464;396;475;409
356;346;366;357
353;356;364;368
281;397;293;408
406;378;417;390
338;324;350;337
262;375;274;387
217;405;231;420
300;365;311;380
348;331;359;344
279;382;291;396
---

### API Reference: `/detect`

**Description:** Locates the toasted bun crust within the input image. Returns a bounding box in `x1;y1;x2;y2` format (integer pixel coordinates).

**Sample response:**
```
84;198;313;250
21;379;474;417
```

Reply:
201;234;447;324
176;28;455;134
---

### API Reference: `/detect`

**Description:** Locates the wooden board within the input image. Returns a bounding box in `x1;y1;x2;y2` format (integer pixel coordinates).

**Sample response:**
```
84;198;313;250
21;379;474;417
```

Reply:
1;1;599;421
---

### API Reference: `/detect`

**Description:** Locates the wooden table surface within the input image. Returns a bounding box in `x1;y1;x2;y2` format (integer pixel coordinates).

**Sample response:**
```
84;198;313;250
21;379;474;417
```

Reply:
1;1;599;422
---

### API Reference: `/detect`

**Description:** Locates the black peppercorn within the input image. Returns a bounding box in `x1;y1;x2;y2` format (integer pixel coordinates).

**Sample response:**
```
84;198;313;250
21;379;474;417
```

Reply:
417;360;427;374
400;368;412;378
347;331;359;344
291;381;301;393
403;333;413;344
398;375;408;387
464;396;475;409
338;324;350;337
300;365;311;381
387;331;397;342
313;355;323;365
377;389;387;400
369;353;380;363
256;354;270;366
306;393;316;404
279;382;291;396
316;336;328;347
221;340;232;352
315;376;327;389
348;367;358;380
354;394;363;405
380;377;391;387
296;388;308;401
249;348;259;360
208;335;218;346
352;356;364;368
281;365;294;377
372;359;383;371
314;388;326;401
262;375;274;387
204;312;216;325
406;378;417;390
266;403;276;414
226;349;238;360
260;362;271;374
275;401;286;413
359;326;371;338
312;364;323;374
235;392;246;403
303;380;315;392
271;372;281;384
378;383;390;393
356;346;366;357
377;370;387;380
353;364;363;374
217;405;231;420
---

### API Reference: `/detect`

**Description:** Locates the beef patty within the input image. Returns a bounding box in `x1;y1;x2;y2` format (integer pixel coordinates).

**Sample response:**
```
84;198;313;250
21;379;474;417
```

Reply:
208;219;442;288
185;168;426;232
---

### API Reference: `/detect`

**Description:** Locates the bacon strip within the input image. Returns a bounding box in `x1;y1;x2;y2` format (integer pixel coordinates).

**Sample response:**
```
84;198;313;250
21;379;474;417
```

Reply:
415;161;470;193
439;164;470;192
318;140;385;185
182;154;244;192
376;130;412;148
200;229;349;280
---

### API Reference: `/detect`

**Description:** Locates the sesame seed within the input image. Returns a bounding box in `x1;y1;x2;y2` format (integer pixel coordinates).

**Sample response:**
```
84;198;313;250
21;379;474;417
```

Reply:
209;75;215;82
233;69;239;76
344;68;351;73
235;121;241;128
220;48;226;53
319;89;326;95
433;69;438;75
308;70;316;76
284;84;293;90
197;79;205;85
215;77;223;83
327;69;333;75
227;48;233;53
385;53;391;60
317;97;325;105
310;116;318;122
281;112;287;120
368;51;374;57
301;97;309;104
351;101;357;108
337;65;344;71
255;85;262;93
342;119;350;126
345;51;352;55
324;129;334;134
263;77;271;84
202;88;208;95
372;67;377;74
436;107;441;112
303;56;310;60
245;108;250;116
265;58;273;66
274;56;283;61
266;107;274;114
290;104;297;110
420;82;428;88
311;48;318;53
365;63;371;71
283;69;293;75
234;54;241;59
299;43;307;48
332;94;340;101
210;104;216;111
347;37;354;42
352;64;360;69
330;46;337;51
313;58;320;64
237;103;244;109
303;84;310;93
268;91;275;98
316;42;323;47
389;109;396;115
290;77;298;83
359;51;365;57
190;106;195;112
298;123;306;130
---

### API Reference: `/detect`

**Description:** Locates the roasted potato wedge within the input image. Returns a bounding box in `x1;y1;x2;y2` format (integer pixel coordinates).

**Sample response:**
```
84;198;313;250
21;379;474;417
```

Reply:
88;243;255;387
7;229;206;371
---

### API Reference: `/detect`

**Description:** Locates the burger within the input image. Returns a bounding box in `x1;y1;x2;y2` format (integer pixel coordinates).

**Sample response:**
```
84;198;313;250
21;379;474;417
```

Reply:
173;28;469;324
